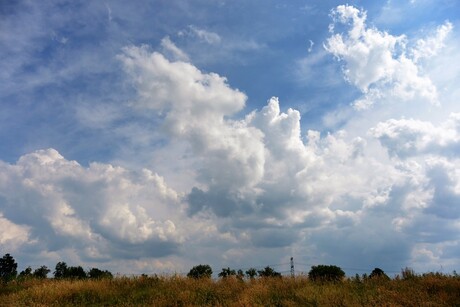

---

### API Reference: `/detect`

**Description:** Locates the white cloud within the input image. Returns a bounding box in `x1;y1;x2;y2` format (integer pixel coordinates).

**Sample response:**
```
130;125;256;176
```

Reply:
0;149;183;261
325;4;441;109
0;214;30;251
160;36;190;62
115;42;460;272
411;21;453;62
187;25;222;45
371;113;460;158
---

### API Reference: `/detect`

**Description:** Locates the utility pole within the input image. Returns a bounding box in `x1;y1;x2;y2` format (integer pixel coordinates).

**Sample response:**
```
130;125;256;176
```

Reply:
290;257;294;278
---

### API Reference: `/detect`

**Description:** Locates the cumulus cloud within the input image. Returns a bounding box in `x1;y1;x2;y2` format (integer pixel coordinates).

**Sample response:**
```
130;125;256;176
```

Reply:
0;149;183;261
2;2;459;275
371;113;460;158
119;45;266;217
325;4;442;109
114;39;460;272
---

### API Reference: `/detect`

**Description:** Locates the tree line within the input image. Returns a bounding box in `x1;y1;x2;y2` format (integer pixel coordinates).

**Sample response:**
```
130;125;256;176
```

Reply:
0;253;112;282
1;253;392;283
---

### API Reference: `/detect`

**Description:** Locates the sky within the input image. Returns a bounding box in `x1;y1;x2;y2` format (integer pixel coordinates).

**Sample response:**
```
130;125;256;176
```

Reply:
1;0;460;277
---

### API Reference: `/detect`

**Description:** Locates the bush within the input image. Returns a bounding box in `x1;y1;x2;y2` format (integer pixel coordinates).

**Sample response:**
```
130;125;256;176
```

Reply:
187;264;213;279
308;265;345;282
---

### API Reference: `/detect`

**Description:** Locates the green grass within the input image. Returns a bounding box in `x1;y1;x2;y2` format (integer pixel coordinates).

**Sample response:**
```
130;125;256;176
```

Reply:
1;274;459;306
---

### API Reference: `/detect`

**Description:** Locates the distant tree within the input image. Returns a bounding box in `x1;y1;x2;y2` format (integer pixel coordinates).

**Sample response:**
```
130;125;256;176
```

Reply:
218;267;236;278
187;264;212;279
0;253;18;283
54;262;68;279
257;266;281;278
88;268;113;279
245;268;257;279
19;266;33;278
66;266;87;279
33;266;51;279
308;265;345;282
370;267;389;280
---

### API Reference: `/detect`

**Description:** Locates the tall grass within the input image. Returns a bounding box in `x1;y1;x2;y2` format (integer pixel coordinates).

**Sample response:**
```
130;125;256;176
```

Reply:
1;273;459;306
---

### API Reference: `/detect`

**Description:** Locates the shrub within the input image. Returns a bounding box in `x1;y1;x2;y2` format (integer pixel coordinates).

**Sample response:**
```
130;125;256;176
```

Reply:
308;265;345;282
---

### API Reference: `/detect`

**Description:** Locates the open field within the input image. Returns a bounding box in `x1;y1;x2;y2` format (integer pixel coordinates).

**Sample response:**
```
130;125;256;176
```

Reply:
1;273;460;306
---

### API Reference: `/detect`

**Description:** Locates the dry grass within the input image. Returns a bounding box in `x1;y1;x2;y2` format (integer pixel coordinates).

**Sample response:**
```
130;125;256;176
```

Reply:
1;274;459;306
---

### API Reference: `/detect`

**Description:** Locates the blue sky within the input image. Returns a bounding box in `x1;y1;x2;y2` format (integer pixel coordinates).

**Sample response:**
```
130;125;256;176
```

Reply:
1;0;460;276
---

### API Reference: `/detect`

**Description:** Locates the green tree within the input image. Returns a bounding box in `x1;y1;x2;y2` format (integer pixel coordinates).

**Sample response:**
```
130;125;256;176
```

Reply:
88;268;113;279
0;253;18;283
66;266;87;279
308;265;345;282
245;268;257;279
54;262;68;279
257;266;281;278
218;267;236;278
33;266;50;279
19;266;33;279
187;264;213;279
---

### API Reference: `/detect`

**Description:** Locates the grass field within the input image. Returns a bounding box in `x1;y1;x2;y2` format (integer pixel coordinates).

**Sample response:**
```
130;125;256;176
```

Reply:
1;273;460;306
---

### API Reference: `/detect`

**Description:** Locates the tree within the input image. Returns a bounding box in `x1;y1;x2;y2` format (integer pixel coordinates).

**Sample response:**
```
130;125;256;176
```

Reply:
370;267;389;280
33;266;51;279
245;268;257;279
19;266;33;279
218;267;236;278
54;262;68;279
308;265;345;282
0;253;18;283
88;268;113;279
187;264;213;279
66;266;87;279
257;266;281;278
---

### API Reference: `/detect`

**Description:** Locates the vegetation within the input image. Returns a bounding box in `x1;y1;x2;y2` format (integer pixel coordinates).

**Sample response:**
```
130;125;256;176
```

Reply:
0;272;459;306
187;264;213;279
0;253;17;283
308;264;345;282
257;266;282;278
370;267;390;280
1;253;460;306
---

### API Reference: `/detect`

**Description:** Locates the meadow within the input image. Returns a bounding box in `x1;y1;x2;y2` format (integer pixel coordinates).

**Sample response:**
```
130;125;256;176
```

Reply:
1;272;460;306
